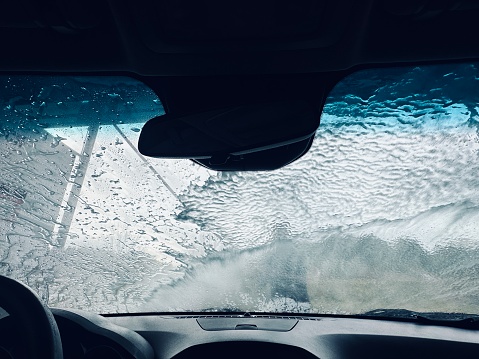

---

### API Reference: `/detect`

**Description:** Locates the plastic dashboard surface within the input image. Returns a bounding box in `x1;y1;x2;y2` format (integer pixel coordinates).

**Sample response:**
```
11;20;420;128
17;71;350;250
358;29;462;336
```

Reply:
3;309;479;358
105;313;479;359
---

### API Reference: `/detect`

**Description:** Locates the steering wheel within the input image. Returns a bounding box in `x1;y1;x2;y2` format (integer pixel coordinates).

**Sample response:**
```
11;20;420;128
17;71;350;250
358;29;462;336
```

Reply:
0;275;63;359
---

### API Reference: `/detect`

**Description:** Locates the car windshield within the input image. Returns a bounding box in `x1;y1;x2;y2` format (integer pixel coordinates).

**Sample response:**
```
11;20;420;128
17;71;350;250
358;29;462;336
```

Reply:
1;63;479;315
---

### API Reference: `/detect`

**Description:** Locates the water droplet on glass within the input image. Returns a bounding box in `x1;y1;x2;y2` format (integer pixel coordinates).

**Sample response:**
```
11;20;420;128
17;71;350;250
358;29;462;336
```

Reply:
51;138;60;148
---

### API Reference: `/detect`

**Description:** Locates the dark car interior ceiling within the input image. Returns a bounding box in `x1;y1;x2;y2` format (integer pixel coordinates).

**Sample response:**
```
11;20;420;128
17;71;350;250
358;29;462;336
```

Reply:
2;0;479;75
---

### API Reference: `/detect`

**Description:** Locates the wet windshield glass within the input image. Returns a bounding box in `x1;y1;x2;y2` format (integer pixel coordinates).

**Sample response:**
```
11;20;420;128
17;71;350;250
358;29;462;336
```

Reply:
1;64;479;315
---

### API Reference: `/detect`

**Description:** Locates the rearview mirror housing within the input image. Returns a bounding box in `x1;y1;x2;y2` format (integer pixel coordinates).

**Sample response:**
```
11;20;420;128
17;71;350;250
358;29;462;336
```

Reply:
138;100;320;170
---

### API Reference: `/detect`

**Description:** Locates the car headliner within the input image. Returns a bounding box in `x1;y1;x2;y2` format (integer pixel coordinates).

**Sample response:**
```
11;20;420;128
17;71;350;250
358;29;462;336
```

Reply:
1;0;479;77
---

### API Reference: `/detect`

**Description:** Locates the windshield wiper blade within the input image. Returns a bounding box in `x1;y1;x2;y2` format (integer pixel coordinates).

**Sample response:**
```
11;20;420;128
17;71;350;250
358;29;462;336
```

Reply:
363;309;479;329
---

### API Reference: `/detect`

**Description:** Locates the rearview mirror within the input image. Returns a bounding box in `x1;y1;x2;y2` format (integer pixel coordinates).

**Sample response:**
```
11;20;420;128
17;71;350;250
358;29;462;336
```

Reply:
138;100;319;170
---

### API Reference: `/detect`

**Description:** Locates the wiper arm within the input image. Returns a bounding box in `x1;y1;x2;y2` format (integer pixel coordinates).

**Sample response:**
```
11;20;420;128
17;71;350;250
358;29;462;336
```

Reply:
414;314;479;329
363;309;479;329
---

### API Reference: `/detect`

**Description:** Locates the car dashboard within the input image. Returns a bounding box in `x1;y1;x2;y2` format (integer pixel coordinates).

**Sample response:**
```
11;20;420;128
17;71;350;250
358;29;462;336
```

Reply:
4;309;479;359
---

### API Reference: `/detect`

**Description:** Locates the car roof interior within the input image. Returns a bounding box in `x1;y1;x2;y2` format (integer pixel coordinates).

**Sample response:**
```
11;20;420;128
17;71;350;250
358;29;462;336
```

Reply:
2;0;479;75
